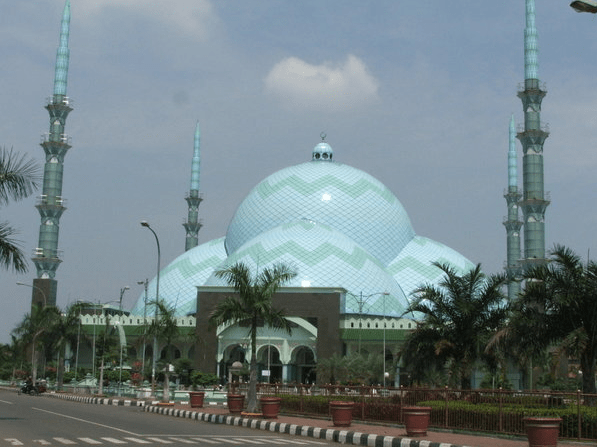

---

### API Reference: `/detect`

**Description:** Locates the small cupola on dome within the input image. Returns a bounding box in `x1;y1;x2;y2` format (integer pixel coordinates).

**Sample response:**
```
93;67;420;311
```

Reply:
312;133;333;161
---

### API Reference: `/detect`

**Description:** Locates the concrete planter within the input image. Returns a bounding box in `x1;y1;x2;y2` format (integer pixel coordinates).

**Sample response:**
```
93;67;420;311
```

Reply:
524;417;561;447
227;394;245;414
329;401;355;427
188;391;205;408
403;406;432;437
260;396;281;419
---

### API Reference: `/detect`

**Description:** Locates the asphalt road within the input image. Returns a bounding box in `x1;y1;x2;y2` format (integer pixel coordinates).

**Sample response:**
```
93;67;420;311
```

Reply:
0;389;334;446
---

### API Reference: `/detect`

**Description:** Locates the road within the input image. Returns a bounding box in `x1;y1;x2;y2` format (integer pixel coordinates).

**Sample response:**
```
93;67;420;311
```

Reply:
0;389;334;446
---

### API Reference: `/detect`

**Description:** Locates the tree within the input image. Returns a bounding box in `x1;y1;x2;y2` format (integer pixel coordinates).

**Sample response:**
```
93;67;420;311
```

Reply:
0;147;39;273
209;262;297;413
400;263;508;389
505;245;597;394
12;305;60;385
43;302;86;389
146;299;181;402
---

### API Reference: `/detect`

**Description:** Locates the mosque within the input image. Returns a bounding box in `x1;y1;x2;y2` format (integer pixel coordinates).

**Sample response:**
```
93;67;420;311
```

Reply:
30;0;548;387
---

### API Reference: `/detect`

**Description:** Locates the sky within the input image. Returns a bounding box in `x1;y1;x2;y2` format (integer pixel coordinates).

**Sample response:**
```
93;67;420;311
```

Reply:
1;0;597;344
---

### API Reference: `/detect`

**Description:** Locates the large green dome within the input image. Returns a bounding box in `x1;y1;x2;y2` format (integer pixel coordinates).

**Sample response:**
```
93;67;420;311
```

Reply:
225;159;415;266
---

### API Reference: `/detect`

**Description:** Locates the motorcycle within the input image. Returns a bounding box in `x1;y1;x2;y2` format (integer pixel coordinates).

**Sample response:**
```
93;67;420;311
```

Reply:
18;382;40;395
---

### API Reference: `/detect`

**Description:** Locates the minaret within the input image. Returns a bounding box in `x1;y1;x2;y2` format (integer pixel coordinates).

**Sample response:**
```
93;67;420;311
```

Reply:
516;0;550;269
31;0;72;308
183;122;203;251
504;115;523;299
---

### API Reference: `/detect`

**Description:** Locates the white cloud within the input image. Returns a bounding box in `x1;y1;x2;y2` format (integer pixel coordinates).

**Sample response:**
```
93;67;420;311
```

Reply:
76;0;215;40
264;55;379;112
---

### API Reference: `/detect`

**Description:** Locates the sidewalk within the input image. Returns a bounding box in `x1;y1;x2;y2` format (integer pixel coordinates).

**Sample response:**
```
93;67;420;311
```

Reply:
147;401;594;447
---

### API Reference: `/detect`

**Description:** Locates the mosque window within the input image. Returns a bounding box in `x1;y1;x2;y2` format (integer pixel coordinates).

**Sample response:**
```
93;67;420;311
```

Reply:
350;322;354;328
375;323;378;328
367;323;370;328
408;323;412;328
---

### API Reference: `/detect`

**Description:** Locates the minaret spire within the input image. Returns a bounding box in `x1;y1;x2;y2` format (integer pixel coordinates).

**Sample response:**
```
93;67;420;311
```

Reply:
53;0;71;97
504;115;522;299
516;0;550;269
183;122;203;251
31;0;73;309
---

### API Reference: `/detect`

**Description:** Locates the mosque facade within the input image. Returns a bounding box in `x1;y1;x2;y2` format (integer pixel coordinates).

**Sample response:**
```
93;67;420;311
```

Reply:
32;0;550;387
129;137;473;384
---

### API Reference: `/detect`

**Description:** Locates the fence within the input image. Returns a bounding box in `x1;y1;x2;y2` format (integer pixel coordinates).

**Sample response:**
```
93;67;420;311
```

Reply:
244;383;597;441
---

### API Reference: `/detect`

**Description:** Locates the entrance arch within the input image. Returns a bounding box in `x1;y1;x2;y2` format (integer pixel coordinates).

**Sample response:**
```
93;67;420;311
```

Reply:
290;346;316;384
257;345;282;383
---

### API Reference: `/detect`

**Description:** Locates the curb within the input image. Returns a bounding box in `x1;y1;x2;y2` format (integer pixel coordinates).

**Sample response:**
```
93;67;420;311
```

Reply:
45;392;146;407
40;392;471;447
144;404;472;447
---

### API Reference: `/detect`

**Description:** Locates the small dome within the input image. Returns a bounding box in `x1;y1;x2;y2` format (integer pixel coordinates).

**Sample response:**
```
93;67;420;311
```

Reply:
312;142;333;161
129;237;227;316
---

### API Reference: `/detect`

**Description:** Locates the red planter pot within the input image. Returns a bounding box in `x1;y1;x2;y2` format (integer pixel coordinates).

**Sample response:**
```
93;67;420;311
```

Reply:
403;406;432;437
227;394;245;414
260;396;282;419
329;401;355;427
524;417;562;447
188;391;205;408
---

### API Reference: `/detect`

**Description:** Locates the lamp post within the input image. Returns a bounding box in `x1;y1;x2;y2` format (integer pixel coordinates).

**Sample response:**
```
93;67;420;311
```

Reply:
140;220;161;397
16;282;47;307
350;291;390;363
570;0;597;13
16;282;49;385
137;279;149;381
119;286;130;314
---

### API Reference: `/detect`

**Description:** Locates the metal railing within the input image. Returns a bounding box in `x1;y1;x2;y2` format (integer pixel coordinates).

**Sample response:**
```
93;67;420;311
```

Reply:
239;384;597;441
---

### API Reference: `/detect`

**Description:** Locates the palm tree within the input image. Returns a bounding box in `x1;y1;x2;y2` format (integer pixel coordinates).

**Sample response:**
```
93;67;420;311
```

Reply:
12;305;60;385
504;245;597;394
0;147;40;273
400;263;508;389
146;299;181;402
209;262;297;413
43;302;86;389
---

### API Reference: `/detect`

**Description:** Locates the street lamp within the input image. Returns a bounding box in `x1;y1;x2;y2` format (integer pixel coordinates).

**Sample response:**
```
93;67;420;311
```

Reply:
571;0;597;13
119;286;130;314
16;282;47;307
350;291;389;361
140;220;161;397
137;279;149;381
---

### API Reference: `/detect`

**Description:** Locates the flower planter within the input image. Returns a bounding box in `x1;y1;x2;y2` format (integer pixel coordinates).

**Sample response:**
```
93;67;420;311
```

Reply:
329;401;355;427
524;417;562;447
227;393;245;414
403;406;432;437
188;391;205;408
260;396;282;419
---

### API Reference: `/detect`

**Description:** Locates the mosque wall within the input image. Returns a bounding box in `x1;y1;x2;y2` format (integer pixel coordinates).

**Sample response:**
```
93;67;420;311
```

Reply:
194;289;342;380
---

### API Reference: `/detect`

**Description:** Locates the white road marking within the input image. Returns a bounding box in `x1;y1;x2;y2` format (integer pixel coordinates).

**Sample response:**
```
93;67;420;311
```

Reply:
78;438;103;444
167;438;199;444
189;438;221;444
211;439;242;444
53;438;77;445
0;399;14;404
145;438;175;444
271;439;311;445
124;437;152;444
3;440;23;446
33;407;140;435
100;437;128;444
